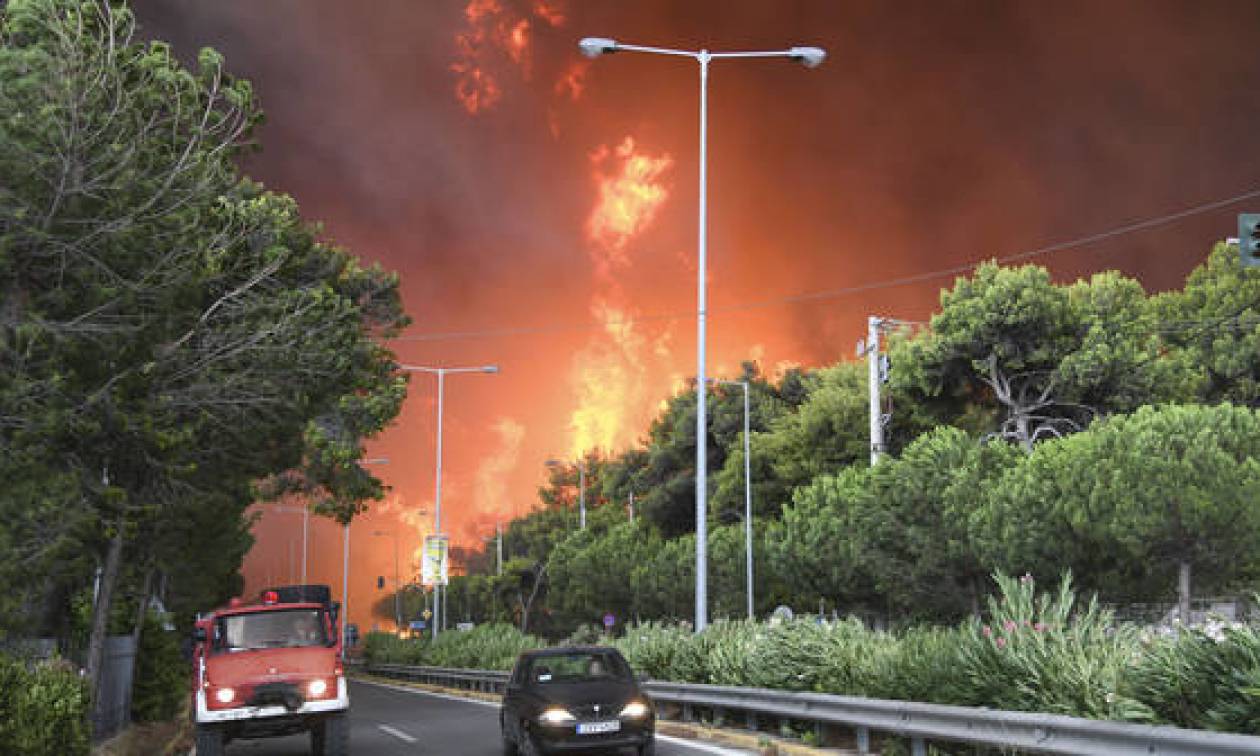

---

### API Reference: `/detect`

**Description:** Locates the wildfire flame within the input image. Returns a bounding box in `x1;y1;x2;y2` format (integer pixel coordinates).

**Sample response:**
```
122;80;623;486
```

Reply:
568;136;676;457
472;418;526;535
586;137;674;273
451;0;573;115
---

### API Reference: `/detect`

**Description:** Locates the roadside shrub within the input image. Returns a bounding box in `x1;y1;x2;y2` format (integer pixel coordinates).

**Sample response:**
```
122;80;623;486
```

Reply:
131;613;187;722
953;572;1148;720
365;624;544;670
0;652;90;755
615;621;693;680
424;623;545;670
1126;625;1260;732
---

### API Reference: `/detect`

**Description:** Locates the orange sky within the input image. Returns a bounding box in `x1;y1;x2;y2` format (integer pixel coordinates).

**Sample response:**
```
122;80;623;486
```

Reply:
134;0;1260;631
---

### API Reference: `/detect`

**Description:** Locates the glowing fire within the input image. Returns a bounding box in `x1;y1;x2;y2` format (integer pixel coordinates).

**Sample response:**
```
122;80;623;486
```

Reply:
568;136;676;457
554;60;588;102
452;0;575;115
586;137;674;272
472;418;526;535
533;0;565;26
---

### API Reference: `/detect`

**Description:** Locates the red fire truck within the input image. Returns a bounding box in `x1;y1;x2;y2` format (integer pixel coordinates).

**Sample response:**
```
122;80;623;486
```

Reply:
191;585;349;755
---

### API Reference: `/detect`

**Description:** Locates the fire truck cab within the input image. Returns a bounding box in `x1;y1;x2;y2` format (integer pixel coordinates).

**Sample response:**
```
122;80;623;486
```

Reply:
191;585;349;755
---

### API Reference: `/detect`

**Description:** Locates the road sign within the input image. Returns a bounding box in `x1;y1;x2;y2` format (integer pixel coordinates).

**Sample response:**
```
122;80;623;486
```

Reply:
421;535;449;586
422;609;432;620
602;613;615;629
409;620;426;630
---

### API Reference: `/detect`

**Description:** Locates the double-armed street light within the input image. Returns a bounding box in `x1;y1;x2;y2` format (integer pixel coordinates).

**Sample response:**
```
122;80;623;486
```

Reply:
400;364;499;639
579;36;824;631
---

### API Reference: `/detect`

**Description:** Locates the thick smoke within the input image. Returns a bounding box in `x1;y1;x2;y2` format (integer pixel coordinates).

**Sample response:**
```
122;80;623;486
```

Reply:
135;0;1260;629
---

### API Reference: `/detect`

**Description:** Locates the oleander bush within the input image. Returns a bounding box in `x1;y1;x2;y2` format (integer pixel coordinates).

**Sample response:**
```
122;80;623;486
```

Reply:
365;574;1260;736
1126;623;1260;732
365;622;545;670
0;652;90;755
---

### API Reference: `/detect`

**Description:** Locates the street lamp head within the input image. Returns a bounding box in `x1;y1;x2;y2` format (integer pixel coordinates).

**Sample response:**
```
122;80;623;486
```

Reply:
788;46;826;68
481;365;500;374
579;37;618;58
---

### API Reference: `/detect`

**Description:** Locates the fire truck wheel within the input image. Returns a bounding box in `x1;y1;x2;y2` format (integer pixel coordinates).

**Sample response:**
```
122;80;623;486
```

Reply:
194;724;225;756
312;711;350;755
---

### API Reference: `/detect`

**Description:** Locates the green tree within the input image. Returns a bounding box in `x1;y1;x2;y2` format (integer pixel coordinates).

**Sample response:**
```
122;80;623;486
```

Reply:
892;263;1182;451
1155;242;1260;407
0;0;406;706
980;404;1260;618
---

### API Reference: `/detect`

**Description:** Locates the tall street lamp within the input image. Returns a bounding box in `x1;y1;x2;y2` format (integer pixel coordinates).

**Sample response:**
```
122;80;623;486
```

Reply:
580;37;824;631
546;457;586;530
711;379;754;620
401;363;499;639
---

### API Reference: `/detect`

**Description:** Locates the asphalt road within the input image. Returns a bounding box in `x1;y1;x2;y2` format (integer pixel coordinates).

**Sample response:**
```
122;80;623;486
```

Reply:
215;679;752;755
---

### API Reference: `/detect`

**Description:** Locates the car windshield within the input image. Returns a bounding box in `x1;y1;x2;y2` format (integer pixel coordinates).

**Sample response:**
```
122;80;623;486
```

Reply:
216;608;326;651
529;652;628;684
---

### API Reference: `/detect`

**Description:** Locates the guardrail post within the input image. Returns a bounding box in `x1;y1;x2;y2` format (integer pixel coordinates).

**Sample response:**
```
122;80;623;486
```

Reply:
745;709;756;730
855;725;870;754
683;703;693;722
911;736;926;756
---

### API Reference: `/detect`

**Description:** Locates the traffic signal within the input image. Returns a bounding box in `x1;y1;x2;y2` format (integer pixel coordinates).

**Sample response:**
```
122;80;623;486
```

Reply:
1239;214;1260;268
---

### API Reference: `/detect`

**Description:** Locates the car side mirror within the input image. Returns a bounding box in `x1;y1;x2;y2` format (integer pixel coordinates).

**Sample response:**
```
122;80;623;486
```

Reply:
192;627;207;644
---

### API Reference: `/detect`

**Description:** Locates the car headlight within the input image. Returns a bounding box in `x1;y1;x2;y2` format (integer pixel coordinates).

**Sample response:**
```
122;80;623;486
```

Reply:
214;687;236;704
307;679;329;698
620;700;650;718
538;707;577;725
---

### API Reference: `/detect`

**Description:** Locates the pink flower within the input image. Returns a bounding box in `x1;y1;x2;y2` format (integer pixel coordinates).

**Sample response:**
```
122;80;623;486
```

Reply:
996;637;1007;649
982;625;992;638
1003;620;1017;632
1034;623;1047;633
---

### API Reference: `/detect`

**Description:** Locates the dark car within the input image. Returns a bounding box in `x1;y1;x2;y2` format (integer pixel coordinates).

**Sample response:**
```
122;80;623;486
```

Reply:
501;646;655;756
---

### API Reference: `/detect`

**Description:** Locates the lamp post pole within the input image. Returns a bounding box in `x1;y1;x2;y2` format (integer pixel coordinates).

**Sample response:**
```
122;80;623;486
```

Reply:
579;37;824;631
401;364;499;640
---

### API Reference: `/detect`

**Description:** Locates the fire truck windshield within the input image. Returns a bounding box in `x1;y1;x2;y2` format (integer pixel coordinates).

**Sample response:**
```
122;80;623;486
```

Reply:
216;608;327;651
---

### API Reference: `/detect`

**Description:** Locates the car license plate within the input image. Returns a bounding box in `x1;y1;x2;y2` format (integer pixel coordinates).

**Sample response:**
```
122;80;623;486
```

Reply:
577;720;621;735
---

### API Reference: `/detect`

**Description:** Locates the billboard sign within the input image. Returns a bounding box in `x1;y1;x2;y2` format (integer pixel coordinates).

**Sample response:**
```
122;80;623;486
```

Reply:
421;534;449;586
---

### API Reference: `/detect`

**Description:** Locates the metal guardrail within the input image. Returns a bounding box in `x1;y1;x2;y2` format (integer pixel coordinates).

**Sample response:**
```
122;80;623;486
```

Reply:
365;662;1260;755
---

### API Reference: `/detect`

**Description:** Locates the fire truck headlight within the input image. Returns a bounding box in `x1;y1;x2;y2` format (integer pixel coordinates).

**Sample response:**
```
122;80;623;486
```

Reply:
214;687;236;704
307;679;329;698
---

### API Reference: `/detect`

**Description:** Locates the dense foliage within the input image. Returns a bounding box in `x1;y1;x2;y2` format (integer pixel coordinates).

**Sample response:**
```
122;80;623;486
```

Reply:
368;575;1260;736
0;0;407;730
0;652;91;755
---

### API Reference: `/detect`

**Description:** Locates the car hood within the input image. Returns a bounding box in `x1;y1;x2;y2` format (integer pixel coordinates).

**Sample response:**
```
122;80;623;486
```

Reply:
206;646;335;684
529;680;643;708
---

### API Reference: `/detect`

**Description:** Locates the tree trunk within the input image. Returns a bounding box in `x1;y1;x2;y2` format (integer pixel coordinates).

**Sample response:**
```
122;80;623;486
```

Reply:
1178;559;1193;626
86;514;126;712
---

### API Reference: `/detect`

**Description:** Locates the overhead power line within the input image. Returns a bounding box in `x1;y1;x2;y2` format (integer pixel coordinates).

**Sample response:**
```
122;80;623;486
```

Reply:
388;186;1260;344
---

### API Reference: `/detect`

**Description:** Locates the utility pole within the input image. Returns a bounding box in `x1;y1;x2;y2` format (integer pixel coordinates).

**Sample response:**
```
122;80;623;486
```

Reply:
496;521;503;577
866;316;886;466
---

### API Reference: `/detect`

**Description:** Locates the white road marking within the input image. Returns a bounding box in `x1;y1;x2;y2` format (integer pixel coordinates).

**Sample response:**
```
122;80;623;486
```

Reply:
378;724;417;743
657;733;756;755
